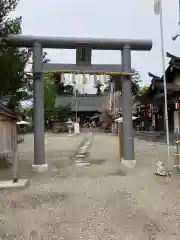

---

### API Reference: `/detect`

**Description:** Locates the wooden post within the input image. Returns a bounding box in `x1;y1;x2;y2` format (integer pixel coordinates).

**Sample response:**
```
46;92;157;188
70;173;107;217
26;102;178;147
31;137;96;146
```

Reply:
12;122;19;182
119;122;124;162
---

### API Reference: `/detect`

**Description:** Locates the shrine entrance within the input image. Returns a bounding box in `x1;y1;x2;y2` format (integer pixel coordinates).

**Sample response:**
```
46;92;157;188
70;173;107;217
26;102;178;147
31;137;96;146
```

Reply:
1;35;152;170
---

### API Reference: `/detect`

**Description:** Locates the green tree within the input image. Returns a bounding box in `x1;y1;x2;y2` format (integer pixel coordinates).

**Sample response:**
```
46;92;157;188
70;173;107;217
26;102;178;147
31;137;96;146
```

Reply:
103;83;111;95
111;68;141;97
131;69;141;96
53;72;80;95
0;0;32;110
21;52;50;102
23;71;75;121
44;73;58;119
137;85;149;96
93;80;103;95
55;105;71;121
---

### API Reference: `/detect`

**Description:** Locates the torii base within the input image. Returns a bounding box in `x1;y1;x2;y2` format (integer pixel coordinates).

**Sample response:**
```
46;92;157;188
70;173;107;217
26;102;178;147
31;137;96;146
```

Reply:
0;179;29;189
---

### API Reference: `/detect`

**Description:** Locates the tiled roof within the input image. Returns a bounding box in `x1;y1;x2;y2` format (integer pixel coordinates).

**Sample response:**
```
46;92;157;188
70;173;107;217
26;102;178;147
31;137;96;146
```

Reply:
55;95;109;112
0;103;19;120
155;81;180;92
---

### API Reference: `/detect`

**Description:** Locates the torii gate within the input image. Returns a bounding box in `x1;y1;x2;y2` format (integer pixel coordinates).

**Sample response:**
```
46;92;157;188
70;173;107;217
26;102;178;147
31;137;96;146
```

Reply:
0;35;152;171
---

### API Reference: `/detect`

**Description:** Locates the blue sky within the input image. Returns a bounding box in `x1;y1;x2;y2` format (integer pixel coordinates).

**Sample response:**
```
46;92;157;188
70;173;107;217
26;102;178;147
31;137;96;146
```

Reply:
12;0;180;92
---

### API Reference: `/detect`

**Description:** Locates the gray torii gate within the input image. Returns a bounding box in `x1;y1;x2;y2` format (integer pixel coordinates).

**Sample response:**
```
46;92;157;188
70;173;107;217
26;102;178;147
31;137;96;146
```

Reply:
0;35;152;171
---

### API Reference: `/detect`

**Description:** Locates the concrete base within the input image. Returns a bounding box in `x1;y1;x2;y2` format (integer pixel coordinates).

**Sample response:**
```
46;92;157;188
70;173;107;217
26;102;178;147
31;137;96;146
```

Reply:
76;161;91;167
32;164;48;172
76;154;85;158
76;136;92;159
0;179;29;189
78;146;88;154
121;159;136;168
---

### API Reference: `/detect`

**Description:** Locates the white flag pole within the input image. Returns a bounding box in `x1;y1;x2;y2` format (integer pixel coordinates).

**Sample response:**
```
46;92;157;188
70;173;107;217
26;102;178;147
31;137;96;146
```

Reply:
154;0;170;170
179;0;180;27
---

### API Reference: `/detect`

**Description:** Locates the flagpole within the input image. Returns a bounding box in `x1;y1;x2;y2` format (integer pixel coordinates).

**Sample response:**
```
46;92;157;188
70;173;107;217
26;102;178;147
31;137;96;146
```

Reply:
179;0;180;27
158;0;171;169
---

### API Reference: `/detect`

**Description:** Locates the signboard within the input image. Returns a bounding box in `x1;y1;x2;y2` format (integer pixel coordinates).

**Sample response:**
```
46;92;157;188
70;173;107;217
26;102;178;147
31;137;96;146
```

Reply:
76;44;91;65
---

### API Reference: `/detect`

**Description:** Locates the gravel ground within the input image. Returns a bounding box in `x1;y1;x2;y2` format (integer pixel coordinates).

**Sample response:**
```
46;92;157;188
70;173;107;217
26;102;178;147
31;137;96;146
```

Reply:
0;133;180;239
